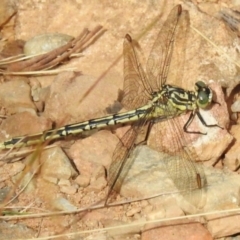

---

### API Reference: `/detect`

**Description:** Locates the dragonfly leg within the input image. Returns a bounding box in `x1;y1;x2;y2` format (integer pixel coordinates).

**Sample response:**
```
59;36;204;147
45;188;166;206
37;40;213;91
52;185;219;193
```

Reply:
196;111;223;129
184;110;223;134
183;111;205;134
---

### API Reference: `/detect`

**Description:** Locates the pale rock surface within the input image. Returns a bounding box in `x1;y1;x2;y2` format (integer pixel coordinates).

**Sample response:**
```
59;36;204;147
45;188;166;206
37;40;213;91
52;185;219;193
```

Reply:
74;174;90;188
58;178;71;186
207;214;240;238
23;33;74;56
118;146;240;215
84;232;108;240
40;147;78;181
51;197;77;211
126;206;141;217
231;100;240;113
59;185;77;195
102;219;140;238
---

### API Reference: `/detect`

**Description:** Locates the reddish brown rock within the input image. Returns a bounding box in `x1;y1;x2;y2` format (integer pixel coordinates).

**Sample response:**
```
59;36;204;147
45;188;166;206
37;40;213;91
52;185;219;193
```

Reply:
142;223;213;240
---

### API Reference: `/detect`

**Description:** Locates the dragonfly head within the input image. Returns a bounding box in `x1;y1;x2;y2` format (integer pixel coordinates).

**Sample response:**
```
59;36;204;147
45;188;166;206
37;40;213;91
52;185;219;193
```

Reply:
195;81;213;109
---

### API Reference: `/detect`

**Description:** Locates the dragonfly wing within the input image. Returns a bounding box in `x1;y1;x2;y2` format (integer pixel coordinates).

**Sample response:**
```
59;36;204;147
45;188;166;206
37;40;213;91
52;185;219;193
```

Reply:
106;125;138;204
149;112;207;209
164;150;207;209
106;113;151;204
146;5;189;90
121;35;151;110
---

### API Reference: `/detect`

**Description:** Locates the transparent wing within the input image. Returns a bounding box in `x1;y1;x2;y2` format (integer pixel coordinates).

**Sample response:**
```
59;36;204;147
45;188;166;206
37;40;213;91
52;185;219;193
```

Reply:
148;106;207;208
146;5;189;90
121;34;151;110
106;117;150;204
106;124;138;204
164;150;207;209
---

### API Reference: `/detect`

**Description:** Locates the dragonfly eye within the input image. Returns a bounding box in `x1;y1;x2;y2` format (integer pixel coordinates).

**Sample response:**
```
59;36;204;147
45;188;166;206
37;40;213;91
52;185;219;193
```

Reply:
195;81;212;109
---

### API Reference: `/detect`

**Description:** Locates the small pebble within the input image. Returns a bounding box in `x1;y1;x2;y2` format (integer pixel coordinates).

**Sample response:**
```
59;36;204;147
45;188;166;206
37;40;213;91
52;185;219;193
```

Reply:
58;179;71;186
91;165;106;181
231;100;240;112
42;176;58;184
0;187;11;203
88;177;107;192
24;33;74;56
40;147;77;180
52;197;77;211
126;207;141;217
60;185;77;195
75;175;90;188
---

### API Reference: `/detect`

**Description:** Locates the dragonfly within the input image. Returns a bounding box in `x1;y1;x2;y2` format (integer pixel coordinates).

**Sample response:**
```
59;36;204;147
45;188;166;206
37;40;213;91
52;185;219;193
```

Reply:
0;5;220;207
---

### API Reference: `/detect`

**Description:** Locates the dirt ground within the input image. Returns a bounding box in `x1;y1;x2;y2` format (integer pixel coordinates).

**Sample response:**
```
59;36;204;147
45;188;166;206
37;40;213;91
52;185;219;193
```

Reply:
0;0;240;239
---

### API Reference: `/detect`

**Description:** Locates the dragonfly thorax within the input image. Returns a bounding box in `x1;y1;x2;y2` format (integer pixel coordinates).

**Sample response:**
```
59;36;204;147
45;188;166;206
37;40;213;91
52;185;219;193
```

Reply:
158;84;197;111
195;81;213;109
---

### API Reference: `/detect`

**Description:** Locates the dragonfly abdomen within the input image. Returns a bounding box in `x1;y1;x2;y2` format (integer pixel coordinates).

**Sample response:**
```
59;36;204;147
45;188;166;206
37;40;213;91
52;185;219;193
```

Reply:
0;105;151;149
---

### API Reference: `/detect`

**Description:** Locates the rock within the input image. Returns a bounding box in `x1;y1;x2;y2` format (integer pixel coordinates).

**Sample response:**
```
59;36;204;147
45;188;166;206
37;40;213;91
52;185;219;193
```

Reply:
0;79;36;115
40;147;78;181
0;111;52;142
126;206;141;217
58;179;71;186
1;40;25;57
184;4;239;91
207;214;240;238
88;176;107;192
0;187;11;203
68;130;118;176
0;0;16;28
0;221;35;240
42;176;58;184
75;175;90;188
24;33;73;56
231;100;240;113
102;219;140;238
59;185;77;195
224;124;240;170
0;162;25;182
43;73;119;127
91;165;106;182
142;223;213;240
84;232;108;240
51;197;77;211
116;146;240;215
